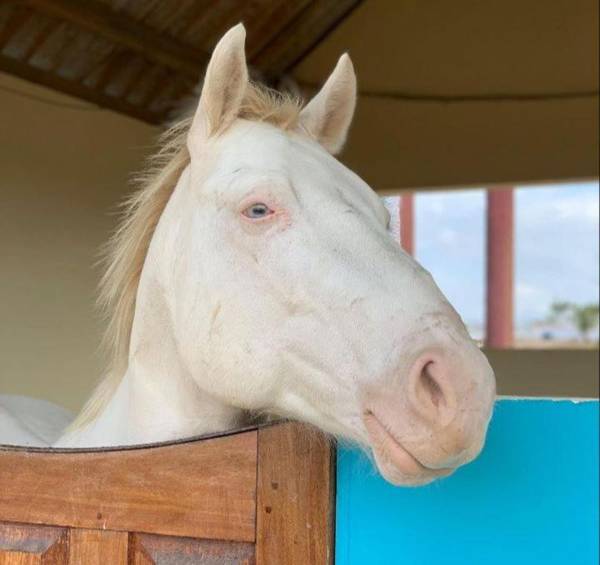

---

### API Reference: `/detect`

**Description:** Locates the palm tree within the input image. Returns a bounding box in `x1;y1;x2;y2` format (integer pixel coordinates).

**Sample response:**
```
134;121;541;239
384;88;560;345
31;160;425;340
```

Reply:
549;301;599;341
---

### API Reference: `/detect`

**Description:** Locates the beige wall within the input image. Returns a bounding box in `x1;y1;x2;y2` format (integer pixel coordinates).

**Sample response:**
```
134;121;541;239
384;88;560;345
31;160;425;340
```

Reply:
487;349;598;398
0;72;157;412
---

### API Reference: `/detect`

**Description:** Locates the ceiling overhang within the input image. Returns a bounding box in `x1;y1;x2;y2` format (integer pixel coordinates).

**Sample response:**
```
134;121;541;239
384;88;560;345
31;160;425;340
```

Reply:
1;0;597;189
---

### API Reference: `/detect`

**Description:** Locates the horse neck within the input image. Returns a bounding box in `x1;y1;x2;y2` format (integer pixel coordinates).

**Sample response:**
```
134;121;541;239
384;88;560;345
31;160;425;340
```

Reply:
56;255;242;448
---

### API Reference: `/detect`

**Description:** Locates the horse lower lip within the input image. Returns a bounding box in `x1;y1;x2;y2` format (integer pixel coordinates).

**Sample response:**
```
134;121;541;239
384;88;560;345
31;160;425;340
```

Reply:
363;411;452;477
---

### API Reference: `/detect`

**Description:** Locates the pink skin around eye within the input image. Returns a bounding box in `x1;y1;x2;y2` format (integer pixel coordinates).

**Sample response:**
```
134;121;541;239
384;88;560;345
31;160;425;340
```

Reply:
238;194;291;228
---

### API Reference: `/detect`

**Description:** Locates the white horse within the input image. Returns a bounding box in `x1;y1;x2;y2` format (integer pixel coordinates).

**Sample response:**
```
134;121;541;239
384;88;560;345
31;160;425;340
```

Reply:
0;25;495;486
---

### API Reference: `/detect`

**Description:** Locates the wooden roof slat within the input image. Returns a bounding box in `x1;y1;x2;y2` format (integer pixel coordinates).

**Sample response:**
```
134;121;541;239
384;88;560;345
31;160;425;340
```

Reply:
47;23;77;72
251;0;364;79
1;0;364;124
58;31;101;81
136;65;168;109
173;0;215;40
120;56;149;100
74;35;113;84
138;0;196;36
79;42;119;85
103;53;139;97
122;0;162;23
0;51;161;123
22;0;207;80
178;1;244;54
0;4;33;49
23;17;60;61
23;19;67;71
245;0;312;60
145;71;187;115
93;48;129;93
127;63;162;106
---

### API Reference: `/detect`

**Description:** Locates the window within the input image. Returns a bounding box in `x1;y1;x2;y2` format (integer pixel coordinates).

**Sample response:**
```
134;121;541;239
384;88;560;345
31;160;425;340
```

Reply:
408;181;599;349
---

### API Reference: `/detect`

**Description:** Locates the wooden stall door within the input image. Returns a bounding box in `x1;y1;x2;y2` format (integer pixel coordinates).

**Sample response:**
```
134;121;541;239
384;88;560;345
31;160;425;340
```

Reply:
0;422;335;565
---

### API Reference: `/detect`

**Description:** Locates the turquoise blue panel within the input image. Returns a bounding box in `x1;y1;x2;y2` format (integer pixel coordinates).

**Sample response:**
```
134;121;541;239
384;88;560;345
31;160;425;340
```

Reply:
336;399;599;565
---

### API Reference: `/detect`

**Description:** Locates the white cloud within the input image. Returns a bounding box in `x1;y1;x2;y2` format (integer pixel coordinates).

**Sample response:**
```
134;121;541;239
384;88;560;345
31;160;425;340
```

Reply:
515;282;553;321
551;196;599;222
517;183;599;227
516;282;540;297
439;228;458;246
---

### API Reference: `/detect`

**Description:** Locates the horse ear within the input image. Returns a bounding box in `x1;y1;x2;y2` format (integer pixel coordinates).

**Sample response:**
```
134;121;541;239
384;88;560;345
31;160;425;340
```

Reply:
189;23;248;145
298;54;357;155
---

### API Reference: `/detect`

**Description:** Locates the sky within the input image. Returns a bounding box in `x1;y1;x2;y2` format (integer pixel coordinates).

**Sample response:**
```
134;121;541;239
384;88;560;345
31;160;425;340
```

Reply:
413;182;599;333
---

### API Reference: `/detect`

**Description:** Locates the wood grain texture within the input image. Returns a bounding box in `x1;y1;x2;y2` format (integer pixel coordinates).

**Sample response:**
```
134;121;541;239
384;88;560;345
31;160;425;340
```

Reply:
0;5;33;49
131;533;255;565
256;423;335;565
0;0;362;124
0;431;257;542
68;529;127;565
23;0;207;79
0;522;67;564
0;53;161;123
251;0;364;78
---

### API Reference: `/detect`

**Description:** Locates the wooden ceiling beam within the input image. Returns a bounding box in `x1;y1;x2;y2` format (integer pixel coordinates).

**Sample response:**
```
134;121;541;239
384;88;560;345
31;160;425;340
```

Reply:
23;18;61;61
251;0;364;81
21;0;207;80
0;52;161;124
0;4;32;48
1;0;365;125
92;49;128;93
120;58;150;101
137;67;169;110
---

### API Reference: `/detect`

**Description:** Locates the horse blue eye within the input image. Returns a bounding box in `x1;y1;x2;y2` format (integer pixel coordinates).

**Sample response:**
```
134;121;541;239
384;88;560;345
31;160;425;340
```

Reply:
242;203;273;219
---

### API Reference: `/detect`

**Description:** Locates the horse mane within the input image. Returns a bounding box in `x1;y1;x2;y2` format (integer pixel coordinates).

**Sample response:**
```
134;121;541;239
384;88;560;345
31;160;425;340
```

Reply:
69;83;303;431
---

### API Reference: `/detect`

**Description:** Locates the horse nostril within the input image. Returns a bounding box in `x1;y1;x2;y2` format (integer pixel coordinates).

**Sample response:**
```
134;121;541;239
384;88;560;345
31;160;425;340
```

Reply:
420;362;445;409
408;355;456;425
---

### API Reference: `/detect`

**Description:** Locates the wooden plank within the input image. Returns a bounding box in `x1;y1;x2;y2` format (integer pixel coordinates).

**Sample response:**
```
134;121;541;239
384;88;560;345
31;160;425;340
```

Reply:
23;0;206;79
251;0;364;80
0;430;258;542
256;422;335;565
0;522;68;564
145;72;191;115
0;4;32;49
245;0;312;60
68;529;127;565
120;58;150;101
131;533;255;565
46;23;77;73
0;52;161;123
23;18;60;61
92;48;129;93
130;65;166;108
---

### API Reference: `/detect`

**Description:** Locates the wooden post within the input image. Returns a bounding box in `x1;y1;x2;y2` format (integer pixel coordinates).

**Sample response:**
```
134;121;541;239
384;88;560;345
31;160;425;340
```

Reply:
486;187;514;347
400;192;414;255
256;423;335;565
